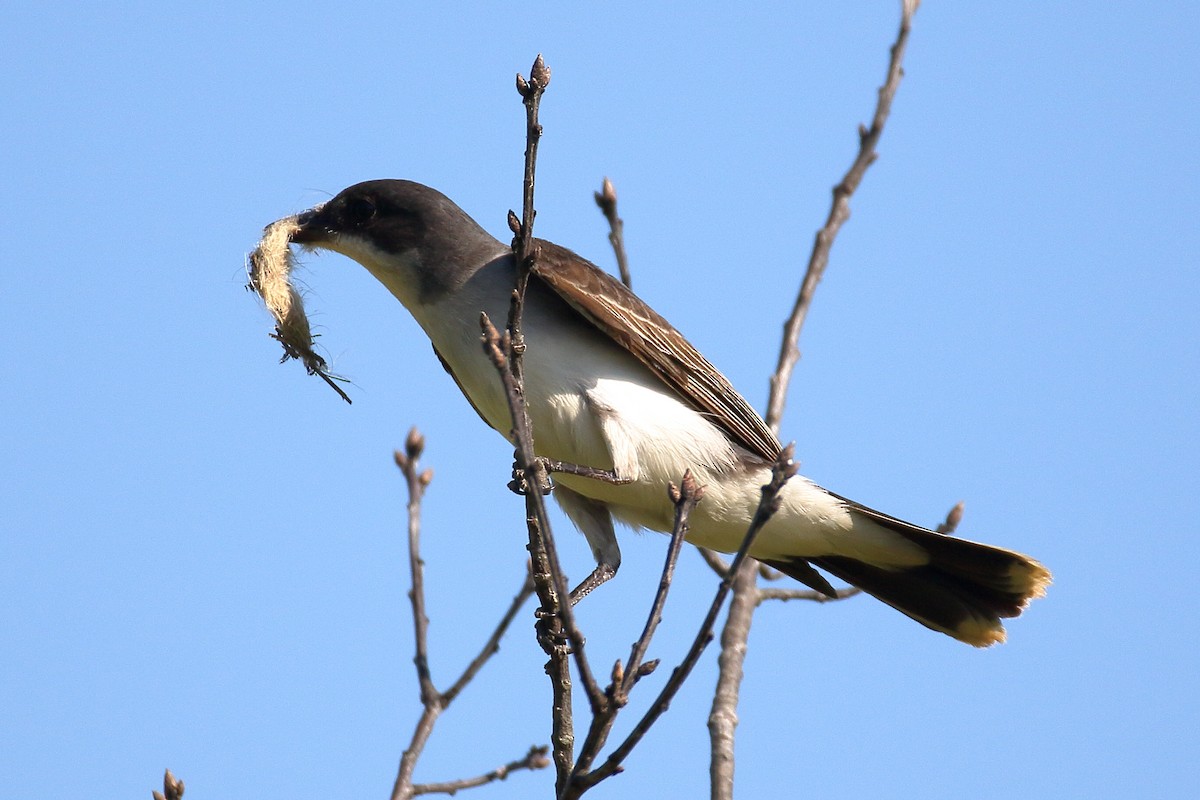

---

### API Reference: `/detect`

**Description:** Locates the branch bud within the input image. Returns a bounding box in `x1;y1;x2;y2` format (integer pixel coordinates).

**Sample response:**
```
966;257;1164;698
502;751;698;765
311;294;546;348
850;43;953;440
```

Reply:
405;426;425;460
669;469;703;504
637;659;660;678
528;745;551;770
680;469;698;499
937;501;965;535
600;176;619;206
515;73;530;97
157;770;184;800
530;53;551;89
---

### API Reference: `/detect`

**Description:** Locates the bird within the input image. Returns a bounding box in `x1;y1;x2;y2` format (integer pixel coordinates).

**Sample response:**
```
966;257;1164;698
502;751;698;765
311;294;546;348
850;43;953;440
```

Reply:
284;178;1050;647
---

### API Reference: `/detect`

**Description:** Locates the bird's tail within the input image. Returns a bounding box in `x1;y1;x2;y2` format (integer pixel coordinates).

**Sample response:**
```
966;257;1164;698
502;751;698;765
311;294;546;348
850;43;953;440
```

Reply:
765;507;1051;647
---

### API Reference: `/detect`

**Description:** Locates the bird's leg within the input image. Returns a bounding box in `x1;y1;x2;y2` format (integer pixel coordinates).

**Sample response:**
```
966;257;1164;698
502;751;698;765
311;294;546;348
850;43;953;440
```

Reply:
553;484;623;608
568;562;618;605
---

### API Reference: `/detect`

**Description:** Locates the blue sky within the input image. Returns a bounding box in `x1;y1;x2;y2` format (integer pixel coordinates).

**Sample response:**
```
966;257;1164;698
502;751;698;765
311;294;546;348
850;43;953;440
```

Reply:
2;2;1197;798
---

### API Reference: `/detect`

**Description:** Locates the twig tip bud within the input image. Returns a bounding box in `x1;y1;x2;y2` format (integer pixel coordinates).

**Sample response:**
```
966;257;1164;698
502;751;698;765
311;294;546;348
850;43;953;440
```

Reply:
531;54;551;88
937;501;965;535
526;744;551;770
405;426;425;460
602;176;616;202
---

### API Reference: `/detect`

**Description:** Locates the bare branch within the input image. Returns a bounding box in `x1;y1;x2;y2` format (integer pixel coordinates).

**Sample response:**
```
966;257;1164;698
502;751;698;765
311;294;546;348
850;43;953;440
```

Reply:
570;448;798;796
622;474;703;698
479;316;603;711
507;53;551;358
765;1;918;431
593;177;631;288
393;701;442;799
492;57;613;792
412;746;551;797
757;586;862;606
443;567;536;705
708;560;756;797
391;430;438;800
697;547;731;579
569;473;703;783
481;316;595;795
710;5;921;798
390;439;539;800
396;429;437;705
757;562;783;581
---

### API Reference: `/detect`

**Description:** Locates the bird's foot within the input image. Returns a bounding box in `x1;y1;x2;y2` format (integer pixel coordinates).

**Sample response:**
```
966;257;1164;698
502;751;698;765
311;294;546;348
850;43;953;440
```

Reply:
508;458;554;495
532;563;618;620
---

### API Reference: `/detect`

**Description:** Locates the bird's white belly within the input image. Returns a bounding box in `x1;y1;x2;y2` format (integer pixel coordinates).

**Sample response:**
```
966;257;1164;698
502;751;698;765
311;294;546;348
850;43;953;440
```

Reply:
408;281;900;563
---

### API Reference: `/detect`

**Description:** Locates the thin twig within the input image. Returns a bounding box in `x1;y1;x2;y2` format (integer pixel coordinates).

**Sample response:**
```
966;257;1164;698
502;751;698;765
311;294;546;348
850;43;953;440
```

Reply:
620;473;702;699
397;429;437;704
507;53;553;358
593;177;631;288
707;560;756;795
569;448;797;796
697;547;732;579
392;431;437;800
765;0;918;432
443;568;536;704
756;587;862;606
758;563;783;581
568;473;703;784
412;746;551;796
503;54;604;795
480;317;604;711
710;5;920;798
390;436;540;800
480;318;589;796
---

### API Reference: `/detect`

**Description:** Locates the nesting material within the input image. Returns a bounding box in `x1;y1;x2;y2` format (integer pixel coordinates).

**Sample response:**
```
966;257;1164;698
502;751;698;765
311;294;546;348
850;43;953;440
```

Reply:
247;214;351;403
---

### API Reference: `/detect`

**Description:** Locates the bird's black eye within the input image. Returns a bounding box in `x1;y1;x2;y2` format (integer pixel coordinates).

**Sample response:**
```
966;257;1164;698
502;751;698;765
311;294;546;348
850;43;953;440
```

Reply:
344;195;377;226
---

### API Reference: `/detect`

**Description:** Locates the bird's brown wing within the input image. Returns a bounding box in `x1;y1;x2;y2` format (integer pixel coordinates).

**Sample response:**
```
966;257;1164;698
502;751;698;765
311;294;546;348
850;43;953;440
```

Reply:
530;240;782;462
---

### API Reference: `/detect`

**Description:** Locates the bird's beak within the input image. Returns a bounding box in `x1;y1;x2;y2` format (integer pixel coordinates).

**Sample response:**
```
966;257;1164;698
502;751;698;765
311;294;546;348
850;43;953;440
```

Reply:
287;206;328;245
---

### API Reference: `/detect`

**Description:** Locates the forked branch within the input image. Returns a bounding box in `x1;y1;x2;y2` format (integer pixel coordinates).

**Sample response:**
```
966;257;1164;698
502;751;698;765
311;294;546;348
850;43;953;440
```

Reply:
390;430;541;800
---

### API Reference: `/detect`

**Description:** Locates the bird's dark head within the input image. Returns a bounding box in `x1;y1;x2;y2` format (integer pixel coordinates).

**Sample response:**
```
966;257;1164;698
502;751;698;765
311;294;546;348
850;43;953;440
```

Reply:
289;179;506;304
290;179;432;252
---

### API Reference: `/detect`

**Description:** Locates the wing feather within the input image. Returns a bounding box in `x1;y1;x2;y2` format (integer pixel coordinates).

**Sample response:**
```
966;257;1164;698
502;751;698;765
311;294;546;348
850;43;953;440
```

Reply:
530;241;781;462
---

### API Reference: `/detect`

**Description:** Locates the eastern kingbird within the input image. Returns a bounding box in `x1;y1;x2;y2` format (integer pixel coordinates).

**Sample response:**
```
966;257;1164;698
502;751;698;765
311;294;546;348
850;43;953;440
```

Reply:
284;179;1049;646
